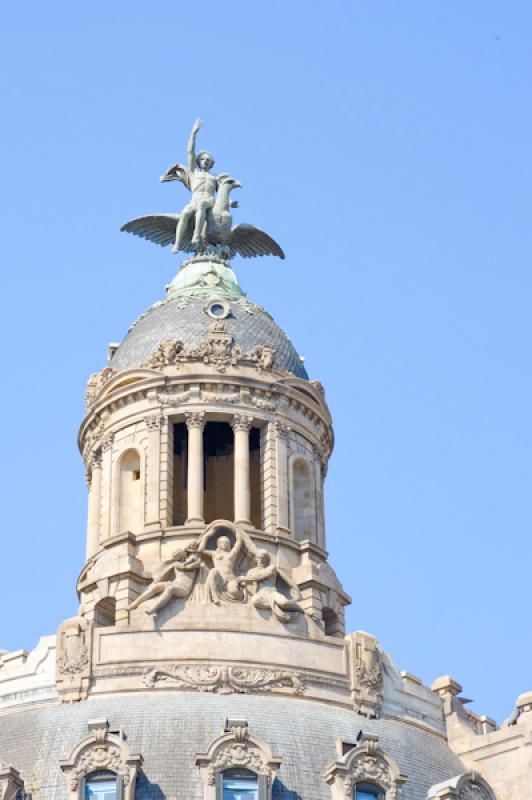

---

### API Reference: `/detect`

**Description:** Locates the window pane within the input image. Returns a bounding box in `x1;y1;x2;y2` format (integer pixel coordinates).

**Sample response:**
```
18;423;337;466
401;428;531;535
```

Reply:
356;789;381;800
85;779;117;800
223;775;258;800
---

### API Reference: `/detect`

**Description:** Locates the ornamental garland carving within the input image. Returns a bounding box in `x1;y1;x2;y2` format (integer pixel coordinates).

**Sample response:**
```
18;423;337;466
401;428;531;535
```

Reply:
208;745;270;785
68;745;130;791
141;321;285;375
142;664;305;695
344;756;393;796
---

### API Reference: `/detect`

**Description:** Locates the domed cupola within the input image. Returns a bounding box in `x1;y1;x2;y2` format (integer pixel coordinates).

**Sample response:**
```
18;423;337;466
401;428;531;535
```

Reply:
109;257;308;379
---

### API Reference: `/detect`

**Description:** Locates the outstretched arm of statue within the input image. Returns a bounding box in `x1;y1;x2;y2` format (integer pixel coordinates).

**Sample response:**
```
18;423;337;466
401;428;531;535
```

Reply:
187;118;202;173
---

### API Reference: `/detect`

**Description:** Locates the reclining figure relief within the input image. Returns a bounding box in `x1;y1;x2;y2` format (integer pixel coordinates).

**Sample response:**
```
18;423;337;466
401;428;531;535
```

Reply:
127;521;303;624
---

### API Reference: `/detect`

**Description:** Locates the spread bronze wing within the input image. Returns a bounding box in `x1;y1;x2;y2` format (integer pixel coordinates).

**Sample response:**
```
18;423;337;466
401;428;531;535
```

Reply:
120;214;194;251
229;223;285;260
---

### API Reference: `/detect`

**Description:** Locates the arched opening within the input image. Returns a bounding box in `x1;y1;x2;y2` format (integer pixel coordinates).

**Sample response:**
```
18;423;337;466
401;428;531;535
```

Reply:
204;422;234;522
354;783;384;800
292;458;316;541
117;448;142;533
93;597;116;627
85;771;117;799
173;421;188;525
223;768;258;800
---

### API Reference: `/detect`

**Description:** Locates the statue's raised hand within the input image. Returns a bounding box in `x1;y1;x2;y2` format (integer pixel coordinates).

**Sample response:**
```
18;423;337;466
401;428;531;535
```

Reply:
192;118;202;133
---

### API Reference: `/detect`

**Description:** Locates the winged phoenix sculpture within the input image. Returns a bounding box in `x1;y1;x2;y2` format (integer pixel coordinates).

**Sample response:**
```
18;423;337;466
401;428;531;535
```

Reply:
121;119;285;261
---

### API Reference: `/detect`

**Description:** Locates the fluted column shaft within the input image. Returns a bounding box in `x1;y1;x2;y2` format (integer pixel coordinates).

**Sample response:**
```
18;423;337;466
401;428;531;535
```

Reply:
232;414;253;525
185;412;205;524
86;454;102;559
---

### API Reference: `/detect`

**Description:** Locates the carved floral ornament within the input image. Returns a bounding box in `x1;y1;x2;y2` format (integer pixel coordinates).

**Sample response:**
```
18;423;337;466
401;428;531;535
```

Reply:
324;734;407;800
196;720;281;800
142;663;305;696
60;719;142;800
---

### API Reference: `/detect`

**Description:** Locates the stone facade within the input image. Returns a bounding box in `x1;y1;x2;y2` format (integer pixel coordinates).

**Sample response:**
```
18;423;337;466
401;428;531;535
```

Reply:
0;255;529;799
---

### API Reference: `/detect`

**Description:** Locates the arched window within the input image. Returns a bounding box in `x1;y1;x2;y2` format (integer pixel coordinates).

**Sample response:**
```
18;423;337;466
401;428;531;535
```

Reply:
292;458;316;541
117;449;142;533
354;783;383;800
223;768;258;800
85;771;117;799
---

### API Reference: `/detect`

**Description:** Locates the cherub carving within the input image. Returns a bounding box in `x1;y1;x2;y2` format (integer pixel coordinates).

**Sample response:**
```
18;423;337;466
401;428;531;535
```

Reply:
238;549;303;623
128;548;202;615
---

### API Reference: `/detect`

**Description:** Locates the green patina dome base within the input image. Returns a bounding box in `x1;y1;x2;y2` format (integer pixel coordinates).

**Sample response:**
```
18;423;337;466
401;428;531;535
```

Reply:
166;256;245;300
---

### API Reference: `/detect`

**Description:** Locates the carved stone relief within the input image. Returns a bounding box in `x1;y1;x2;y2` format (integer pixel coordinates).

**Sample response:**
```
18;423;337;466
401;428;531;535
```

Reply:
142;664;304;695
127;521;303;625
140;321;285;375
56;615;93;703
348;631;384;718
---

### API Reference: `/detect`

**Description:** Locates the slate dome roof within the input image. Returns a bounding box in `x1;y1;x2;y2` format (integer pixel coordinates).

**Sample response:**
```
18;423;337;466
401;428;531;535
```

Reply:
110;293;308;379
0;693;464;800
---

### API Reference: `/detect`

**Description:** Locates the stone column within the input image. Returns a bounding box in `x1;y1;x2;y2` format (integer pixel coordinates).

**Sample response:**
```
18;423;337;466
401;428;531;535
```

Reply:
275;420;291;535
86;452;102;559
185;412;205;525
232;414;253;525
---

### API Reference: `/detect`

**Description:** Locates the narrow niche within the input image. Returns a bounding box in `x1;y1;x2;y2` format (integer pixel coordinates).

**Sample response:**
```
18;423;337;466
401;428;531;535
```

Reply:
292;458;316;542
117;449;142;533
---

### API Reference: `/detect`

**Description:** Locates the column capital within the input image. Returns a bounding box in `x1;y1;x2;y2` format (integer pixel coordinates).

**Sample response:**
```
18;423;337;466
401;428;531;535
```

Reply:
185;411;206;430
274;419;291;439
90;451;102;470
231;413;253;433
144;414;164;430
101;432;114;451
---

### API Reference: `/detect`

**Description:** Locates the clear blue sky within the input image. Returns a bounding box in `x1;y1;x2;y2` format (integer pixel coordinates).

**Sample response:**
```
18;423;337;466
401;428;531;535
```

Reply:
0;2;530;725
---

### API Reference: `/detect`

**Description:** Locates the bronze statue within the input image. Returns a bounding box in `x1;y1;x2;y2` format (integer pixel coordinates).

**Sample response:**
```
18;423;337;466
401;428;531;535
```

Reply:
121;120;284;261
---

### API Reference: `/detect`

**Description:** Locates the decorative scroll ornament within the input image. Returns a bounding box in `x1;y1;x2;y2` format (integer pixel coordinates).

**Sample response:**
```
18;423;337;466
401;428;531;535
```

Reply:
208;745;269;785
349;631;384;718
344;756;393;796
68;745;130;791
140;324;283;375
85;367;116;409
142;664;304;695
56;615;92;702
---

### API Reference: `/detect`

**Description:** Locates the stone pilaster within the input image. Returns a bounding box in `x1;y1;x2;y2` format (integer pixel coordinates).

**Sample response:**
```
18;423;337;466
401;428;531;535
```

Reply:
274;420;291;535
99;433;114;541
144;414;163;529
86;452;102;559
